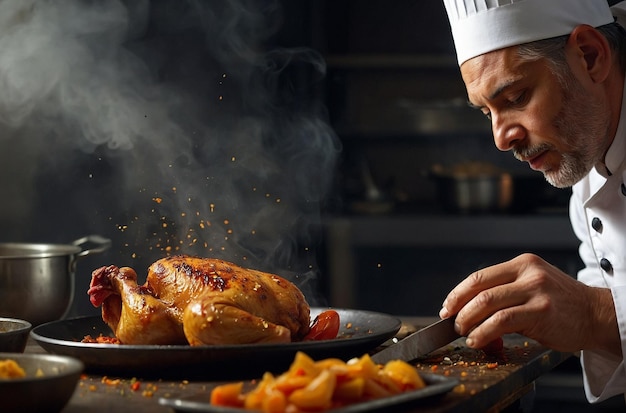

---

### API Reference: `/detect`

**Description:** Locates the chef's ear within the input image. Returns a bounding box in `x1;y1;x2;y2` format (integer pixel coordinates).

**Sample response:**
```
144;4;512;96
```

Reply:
567;24;611;84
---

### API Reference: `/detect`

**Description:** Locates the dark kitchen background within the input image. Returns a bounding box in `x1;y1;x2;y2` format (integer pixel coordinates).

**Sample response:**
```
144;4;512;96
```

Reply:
0;1;621;409
0;0;579;317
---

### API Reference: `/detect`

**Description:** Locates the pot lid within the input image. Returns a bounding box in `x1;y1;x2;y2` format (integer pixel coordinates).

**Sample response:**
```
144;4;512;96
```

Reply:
0;243;82;258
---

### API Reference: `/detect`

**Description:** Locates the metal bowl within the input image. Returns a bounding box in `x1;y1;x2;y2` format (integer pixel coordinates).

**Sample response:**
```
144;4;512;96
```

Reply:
0;318;32;353
0;352;84;413
0;235;110;326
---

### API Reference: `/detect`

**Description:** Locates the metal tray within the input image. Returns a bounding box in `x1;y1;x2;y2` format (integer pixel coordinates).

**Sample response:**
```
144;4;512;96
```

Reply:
31;308;401;379
158;373;458;412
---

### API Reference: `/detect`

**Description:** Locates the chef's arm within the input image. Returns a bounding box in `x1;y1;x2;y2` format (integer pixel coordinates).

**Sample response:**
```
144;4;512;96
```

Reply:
587;287;622;358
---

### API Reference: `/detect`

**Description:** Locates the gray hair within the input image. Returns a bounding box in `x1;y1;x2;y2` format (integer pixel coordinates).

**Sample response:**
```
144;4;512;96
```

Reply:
517;22;626;85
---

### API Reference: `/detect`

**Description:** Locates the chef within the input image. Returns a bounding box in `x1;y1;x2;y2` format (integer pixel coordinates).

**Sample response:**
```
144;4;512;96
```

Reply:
439;0;626;403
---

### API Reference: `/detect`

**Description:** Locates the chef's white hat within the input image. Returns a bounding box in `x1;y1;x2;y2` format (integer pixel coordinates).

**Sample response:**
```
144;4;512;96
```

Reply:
443;0;615;66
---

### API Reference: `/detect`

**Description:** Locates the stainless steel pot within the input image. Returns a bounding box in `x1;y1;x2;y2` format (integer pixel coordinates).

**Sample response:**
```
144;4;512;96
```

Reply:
430;163;514;213
0;235;111;325
433;173;514;213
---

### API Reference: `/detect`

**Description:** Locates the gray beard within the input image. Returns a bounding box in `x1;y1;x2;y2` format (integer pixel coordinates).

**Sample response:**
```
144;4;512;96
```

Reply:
513;71;610;188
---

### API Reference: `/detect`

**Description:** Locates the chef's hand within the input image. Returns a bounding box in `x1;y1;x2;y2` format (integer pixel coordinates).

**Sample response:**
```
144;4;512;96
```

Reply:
439;253;621;356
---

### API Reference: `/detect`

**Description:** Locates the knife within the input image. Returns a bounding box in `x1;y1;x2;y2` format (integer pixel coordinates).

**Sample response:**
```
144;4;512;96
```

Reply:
371;317;461;364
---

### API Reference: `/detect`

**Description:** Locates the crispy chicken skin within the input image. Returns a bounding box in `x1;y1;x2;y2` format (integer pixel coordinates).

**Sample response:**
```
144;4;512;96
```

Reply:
87;255;311;345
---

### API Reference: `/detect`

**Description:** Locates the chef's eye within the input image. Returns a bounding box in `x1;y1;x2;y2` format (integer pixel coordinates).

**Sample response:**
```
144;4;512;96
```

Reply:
508;91;528;107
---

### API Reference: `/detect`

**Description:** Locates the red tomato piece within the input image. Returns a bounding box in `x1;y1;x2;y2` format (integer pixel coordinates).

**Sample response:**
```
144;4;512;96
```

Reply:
303;310;340;341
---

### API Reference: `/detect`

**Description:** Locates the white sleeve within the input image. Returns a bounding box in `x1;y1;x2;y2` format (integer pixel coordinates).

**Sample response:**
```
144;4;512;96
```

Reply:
569;192;626;402
580;285;626;403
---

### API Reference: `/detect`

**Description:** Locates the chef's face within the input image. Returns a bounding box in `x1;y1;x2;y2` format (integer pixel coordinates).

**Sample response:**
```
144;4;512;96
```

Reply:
460;46;611;188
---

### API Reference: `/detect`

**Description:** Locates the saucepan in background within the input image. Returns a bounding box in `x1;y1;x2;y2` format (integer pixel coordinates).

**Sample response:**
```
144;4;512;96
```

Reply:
0;235;110;325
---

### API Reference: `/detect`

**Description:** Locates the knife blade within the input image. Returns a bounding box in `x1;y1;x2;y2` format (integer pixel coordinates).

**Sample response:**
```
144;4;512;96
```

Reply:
371;317;461;364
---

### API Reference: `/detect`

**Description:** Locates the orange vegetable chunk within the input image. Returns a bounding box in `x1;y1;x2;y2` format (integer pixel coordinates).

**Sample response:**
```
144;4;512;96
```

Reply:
334;377;365;401
273;374;311;394
382;360;426;390
287;351;319;378
288;369;336;410
346;353;379;380
244;372;274;410
363;377;393;399
210;381;244;407
262;388;288;413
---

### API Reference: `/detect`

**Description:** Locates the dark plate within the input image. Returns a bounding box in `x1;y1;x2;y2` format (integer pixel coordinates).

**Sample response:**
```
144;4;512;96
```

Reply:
158;373;458;413
31;308;401;379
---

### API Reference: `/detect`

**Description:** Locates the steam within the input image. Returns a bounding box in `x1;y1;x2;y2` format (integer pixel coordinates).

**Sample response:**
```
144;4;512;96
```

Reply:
0;0;340;293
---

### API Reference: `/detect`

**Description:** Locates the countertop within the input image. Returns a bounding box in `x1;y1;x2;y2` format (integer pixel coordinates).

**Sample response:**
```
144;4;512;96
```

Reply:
24;316;571;413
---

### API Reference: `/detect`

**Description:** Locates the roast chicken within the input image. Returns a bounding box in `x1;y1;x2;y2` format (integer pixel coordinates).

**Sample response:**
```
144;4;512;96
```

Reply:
87;255;312;345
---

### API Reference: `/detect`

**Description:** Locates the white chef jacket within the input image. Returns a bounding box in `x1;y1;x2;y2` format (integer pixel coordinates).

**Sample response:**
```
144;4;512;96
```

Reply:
569;77;626;402
567;3;626;403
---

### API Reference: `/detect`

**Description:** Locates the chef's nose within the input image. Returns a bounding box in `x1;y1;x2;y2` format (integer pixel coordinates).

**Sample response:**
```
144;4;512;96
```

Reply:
491;114;525;152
